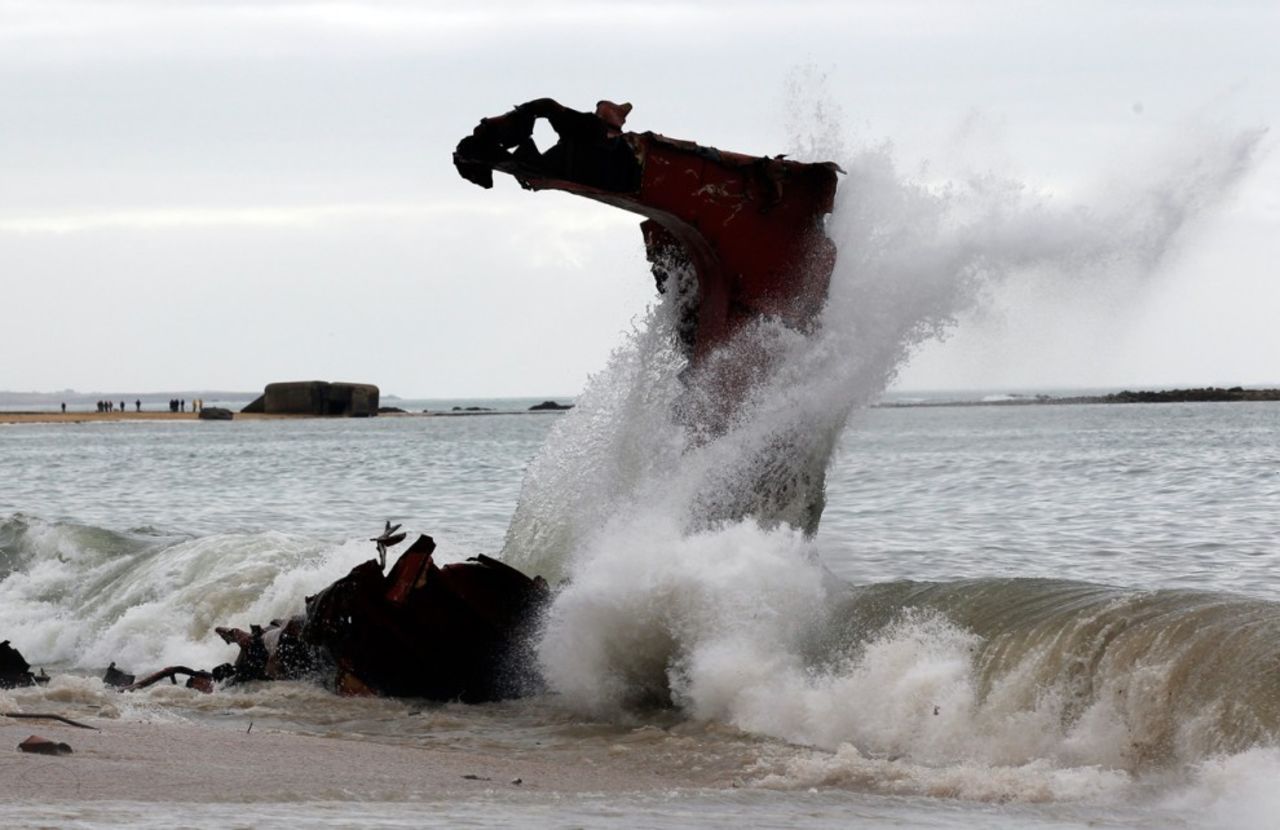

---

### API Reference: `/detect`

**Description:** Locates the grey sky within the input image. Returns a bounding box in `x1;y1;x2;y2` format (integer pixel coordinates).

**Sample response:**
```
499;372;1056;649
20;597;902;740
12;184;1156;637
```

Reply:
2;1;1277;396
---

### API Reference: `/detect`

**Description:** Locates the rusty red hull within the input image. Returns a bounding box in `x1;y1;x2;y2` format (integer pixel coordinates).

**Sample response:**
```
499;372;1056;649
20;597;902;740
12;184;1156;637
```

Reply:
454;99;840;360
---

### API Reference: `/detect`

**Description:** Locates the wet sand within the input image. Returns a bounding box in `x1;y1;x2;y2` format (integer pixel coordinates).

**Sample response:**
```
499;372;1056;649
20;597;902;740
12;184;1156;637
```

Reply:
0;718;681;802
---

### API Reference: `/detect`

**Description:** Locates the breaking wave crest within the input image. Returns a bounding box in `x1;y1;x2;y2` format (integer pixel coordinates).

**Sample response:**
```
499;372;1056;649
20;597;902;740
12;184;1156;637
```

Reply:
502;104;1272;797
0;513;374;671
540;519;1280;775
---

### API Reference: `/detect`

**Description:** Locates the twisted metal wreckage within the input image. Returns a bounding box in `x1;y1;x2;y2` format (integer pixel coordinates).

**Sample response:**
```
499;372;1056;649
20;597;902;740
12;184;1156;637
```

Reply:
7;100;841;701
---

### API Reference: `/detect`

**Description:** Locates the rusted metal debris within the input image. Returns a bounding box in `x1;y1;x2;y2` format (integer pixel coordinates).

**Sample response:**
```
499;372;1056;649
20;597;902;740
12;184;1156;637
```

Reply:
0;640;47;689
103;530;549;701
454;98;841;362
122;665;222;694
300;533;548;700
102;662;135;689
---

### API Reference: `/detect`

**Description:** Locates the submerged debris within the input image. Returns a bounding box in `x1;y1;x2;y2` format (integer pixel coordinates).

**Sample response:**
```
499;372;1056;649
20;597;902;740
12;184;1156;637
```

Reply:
102;662;135;689
370;521;406;570
123;665;223;694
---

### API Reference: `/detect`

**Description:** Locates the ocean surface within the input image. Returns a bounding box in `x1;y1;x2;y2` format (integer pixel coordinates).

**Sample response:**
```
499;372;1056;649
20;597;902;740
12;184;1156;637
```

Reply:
2;400;1278;828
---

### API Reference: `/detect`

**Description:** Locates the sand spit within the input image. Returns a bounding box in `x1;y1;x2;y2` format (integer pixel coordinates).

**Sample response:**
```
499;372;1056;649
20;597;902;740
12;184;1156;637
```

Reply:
0;412;298;425
0;410;567;425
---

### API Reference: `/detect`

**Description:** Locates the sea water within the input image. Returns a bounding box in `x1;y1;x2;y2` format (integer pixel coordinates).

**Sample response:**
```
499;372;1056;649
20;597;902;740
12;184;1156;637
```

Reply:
2;401;1278;828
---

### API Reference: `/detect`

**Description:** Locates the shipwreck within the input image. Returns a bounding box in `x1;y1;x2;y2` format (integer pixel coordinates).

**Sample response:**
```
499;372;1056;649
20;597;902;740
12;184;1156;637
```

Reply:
454;98;841;363
7;100;843;703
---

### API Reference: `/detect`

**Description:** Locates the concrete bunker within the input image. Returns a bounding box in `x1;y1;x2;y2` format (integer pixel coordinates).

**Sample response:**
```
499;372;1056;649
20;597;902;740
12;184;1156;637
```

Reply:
242;381;380;417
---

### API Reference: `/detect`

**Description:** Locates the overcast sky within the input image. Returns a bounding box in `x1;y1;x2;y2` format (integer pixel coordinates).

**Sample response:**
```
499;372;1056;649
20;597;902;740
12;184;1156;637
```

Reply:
2;0;1277;397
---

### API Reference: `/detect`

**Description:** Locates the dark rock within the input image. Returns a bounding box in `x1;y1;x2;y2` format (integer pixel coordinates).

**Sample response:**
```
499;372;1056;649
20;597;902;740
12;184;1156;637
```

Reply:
18;736;72;756
377;406;406;414
529;400;573;411
198;407;234;421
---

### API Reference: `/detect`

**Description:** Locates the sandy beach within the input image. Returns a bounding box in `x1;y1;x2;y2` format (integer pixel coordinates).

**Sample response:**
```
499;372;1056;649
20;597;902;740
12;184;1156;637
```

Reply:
0;716;696;803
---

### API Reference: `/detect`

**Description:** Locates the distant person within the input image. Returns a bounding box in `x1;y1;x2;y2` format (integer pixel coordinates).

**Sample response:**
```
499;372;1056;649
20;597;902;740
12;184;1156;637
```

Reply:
135;399;141;412
60;402;66;414
180;399;186;413
119;400;125;413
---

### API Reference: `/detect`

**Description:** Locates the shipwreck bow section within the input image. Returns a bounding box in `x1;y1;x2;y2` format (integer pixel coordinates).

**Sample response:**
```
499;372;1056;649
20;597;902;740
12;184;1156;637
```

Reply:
454;98;841;360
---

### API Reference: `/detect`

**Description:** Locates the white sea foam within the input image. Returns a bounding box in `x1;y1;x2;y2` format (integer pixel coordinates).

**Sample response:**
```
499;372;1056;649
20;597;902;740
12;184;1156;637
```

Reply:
504;104;1265;581
517;101;1269;799
1159;748;1280;830
0;517;376;670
